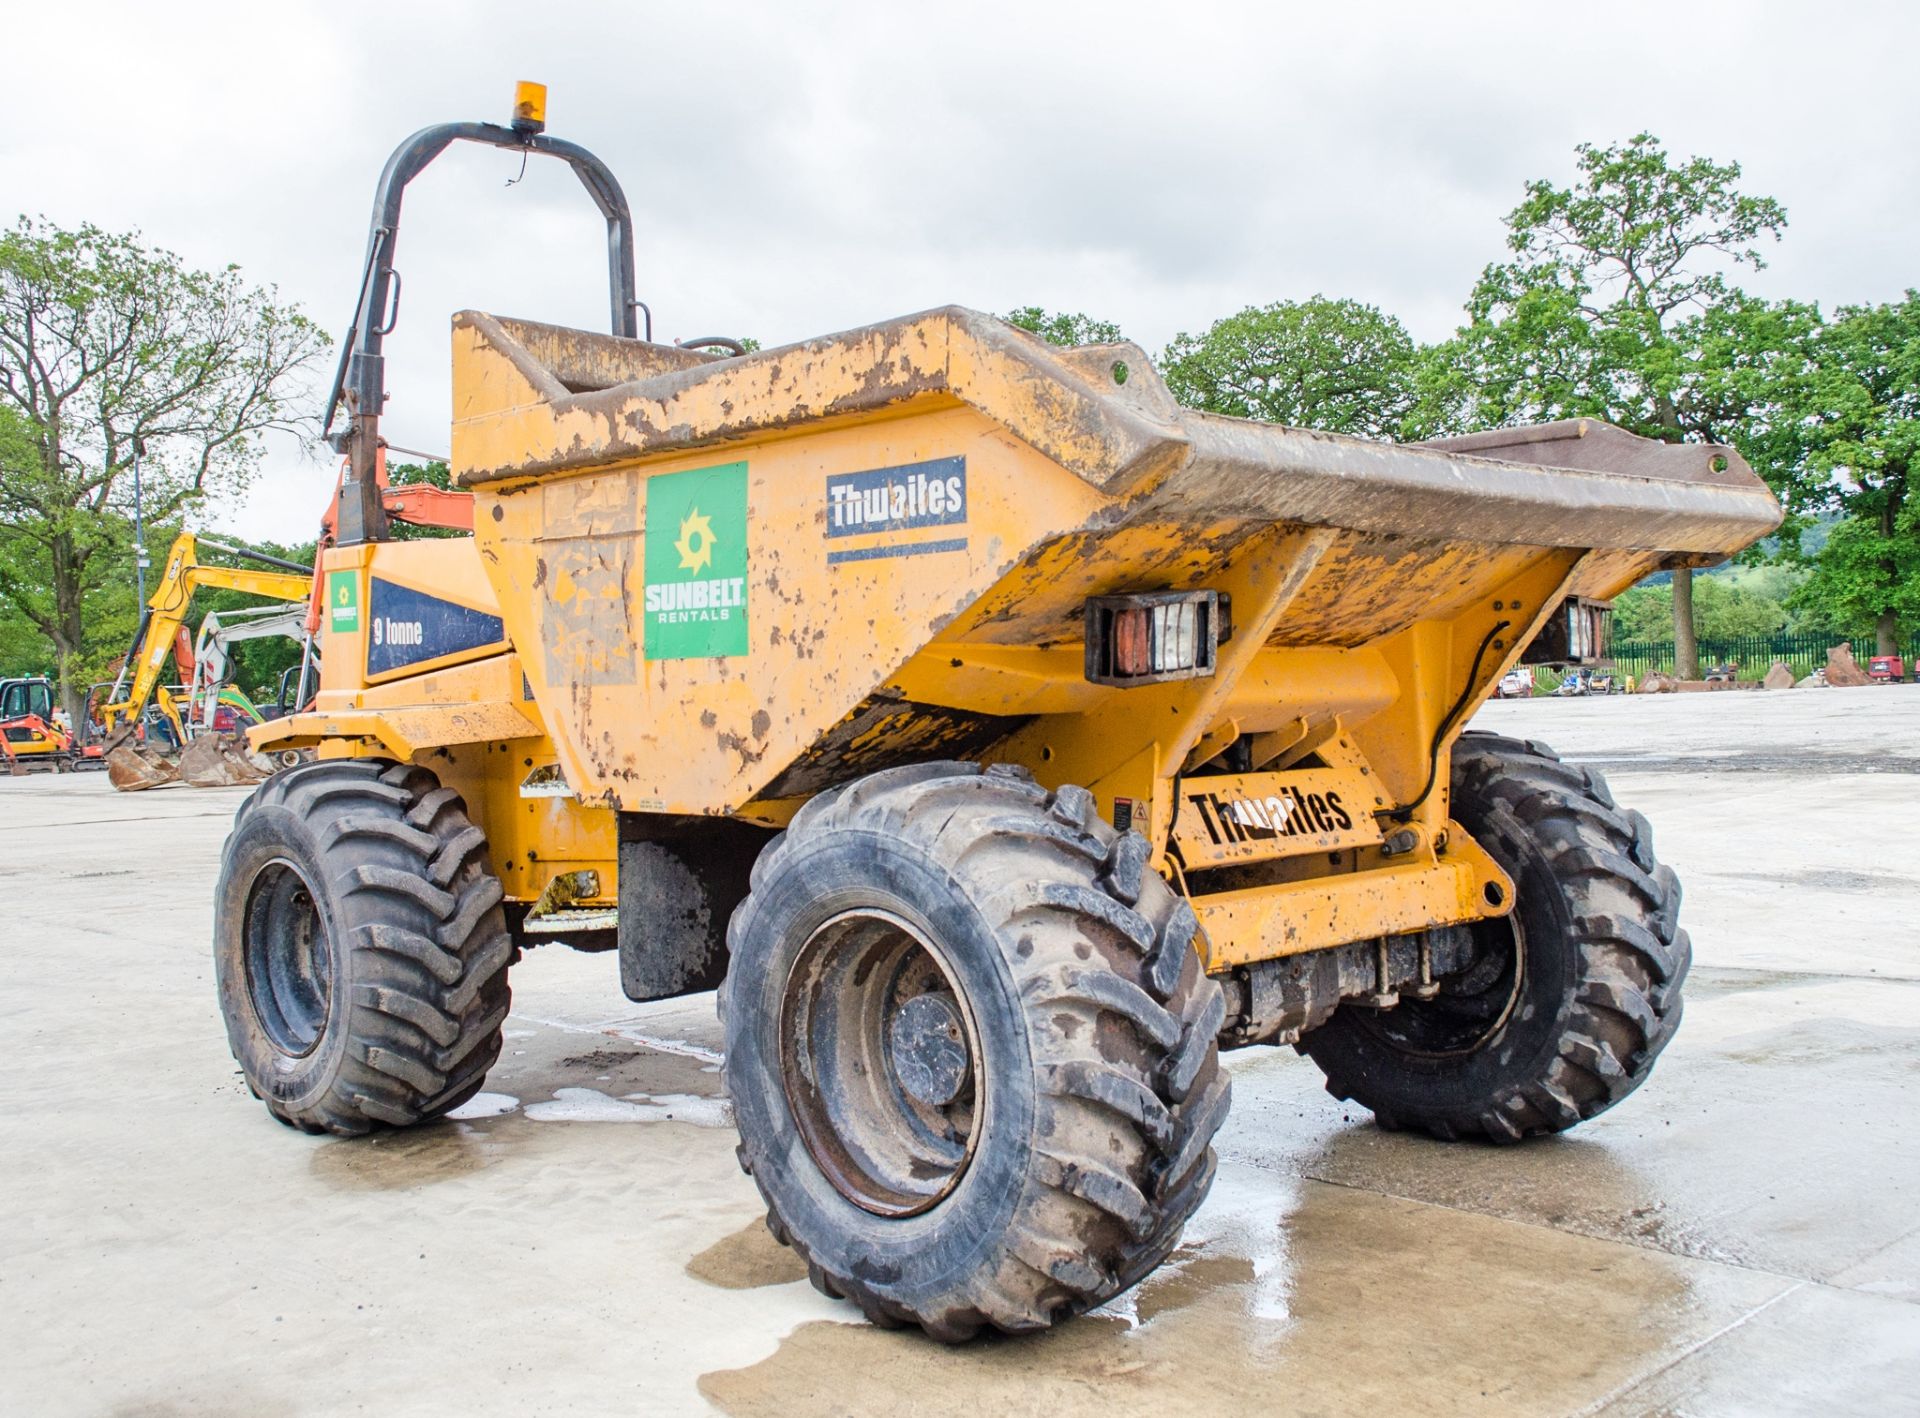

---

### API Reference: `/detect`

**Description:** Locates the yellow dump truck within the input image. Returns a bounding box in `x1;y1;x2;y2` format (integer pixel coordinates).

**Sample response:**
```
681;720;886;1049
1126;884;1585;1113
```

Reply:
221;90;1781;1340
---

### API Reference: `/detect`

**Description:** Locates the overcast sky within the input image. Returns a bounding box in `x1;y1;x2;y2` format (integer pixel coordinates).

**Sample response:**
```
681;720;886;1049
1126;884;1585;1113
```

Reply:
3;0;1915;543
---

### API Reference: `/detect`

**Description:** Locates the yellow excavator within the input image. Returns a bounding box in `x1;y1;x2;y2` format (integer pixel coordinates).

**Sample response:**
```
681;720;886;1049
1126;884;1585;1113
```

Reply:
100;532;315;790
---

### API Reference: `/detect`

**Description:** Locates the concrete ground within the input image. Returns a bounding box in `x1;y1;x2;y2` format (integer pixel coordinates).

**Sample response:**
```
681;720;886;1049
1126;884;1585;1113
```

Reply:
2;687;1916;1416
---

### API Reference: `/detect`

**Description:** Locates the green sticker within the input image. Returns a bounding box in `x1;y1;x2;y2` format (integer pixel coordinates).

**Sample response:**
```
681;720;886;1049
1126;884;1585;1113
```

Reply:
642;462;749;659
327;570;360;633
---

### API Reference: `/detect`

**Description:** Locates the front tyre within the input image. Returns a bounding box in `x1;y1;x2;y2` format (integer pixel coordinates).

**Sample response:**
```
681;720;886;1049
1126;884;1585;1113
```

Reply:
1299;732;1688;1142
722;762;1228;1341
214;760;514;1135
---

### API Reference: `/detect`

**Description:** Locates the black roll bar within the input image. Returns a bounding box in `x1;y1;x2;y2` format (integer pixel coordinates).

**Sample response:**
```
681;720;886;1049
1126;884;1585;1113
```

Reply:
321;115;641;544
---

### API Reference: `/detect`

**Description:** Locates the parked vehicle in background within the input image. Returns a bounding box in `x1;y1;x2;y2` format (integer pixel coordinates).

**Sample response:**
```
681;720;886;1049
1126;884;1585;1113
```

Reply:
1498;667;1534;698
1868;655;1908;684
1;677;77;772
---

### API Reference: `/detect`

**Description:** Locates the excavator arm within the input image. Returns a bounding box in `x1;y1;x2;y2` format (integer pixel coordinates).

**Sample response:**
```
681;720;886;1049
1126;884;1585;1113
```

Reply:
101;533;313;737
101;533;313;790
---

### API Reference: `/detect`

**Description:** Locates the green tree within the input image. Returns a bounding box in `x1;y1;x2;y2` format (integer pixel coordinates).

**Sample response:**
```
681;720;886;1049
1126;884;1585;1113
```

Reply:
386;460;464;541
0;219;328;718
1610;582;1669;641
1447;134;1790;677
1160;297;1419;439
1613;575;1787;642
1776;294;1920;655
1002;307;1124;348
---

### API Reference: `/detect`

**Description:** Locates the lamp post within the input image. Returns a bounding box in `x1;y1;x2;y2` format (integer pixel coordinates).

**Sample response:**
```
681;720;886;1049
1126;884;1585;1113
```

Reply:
131;435;149;608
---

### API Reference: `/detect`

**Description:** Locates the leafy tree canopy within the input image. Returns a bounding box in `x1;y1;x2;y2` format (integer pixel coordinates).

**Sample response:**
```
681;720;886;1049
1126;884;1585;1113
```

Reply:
1160;297;1419;439
1002;307;1124;348
1441;134;1793;674
0;218;328;714
1613;575;1789;641
1452;133;1791;441
1777;293;1920;651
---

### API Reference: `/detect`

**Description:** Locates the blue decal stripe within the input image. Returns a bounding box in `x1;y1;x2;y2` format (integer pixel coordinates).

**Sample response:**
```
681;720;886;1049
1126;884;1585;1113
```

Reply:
827;538;969;564
366;578;508;677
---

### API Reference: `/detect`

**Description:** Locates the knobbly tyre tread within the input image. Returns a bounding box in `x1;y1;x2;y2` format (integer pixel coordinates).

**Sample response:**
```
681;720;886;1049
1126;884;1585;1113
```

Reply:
721;760;1228;1340
1302;730;1688;1142
218;759;514;1136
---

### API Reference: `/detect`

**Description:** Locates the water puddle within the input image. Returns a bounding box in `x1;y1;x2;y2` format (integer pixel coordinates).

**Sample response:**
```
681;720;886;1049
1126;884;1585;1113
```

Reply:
689;1150;1783;1417
521;1086;733;1128
686;1218;810;1291
447;1091;519;1119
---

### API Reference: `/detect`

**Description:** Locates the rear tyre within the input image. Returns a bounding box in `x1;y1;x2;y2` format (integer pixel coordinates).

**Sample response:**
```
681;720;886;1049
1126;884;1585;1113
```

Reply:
214;759;514;1135
1299;732;1687;1142
722;762;1228;1340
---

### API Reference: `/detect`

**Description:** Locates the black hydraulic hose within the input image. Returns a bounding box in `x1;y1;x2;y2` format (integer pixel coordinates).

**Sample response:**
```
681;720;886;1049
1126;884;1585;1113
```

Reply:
106;609;152;706
1381;618;1511;824
195;538;314;576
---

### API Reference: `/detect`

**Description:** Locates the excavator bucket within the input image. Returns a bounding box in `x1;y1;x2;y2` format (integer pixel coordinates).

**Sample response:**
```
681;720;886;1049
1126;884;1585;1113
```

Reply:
176;733;272;788
105;743;181;792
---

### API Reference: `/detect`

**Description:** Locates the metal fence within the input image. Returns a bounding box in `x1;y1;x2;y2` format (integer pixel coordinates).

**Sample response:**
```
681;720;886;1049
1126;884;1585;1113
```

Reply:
1608;631;1920;683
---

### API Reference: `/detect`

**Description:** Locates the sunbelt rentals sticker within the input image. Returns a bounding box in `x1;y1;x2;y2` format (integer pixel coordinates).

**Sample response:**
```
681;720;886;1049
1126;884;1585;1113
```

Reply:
327;570;360;633
643;462;749;659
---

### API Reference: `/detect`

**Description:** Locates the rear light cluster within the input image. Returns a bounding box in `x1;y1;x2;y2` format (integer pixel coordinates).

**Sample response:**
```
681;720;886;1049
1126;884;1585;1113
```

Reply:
1522;595;1612;666
1084;591;1224;686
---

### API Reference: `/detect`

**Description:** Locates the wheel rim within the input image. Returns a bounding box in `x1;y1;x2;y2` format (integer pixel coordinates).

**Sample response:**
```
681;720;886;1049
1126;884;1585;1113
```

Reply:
242;858;332;1056
779;908;984;1217
1362;914;1526;1058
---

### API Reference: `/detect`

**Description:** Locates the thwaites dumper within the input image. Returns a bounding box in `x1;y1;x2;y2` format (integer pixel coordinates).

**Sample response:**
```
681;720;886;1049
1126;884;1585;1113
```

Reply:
227;90;1781;1340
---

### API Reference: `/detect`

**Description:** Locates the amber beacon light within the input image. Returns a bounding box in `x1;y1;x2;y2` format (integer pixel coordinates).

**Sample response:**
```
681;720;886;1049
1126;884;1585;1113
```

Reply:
512;80;547;134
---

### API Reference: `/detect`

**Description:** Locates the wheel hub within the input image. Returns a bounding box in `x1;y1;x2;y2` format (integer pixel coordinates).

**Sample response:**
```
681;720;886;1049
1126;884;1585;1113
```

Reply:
779;909;984;1217
242;858;332;1056
889;993;970;1107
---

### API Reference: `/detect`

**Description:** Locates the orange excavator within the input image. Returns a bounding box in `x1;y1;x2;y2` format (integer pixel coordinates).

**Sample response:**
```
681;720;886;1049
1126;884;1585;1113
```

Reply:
0;676;95;774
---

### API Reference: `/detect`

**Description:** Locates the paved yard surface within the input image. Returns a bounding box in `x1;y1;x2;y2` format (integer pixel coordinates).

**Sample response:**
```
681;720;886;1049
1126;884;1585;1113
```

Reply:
2;688;1916;1416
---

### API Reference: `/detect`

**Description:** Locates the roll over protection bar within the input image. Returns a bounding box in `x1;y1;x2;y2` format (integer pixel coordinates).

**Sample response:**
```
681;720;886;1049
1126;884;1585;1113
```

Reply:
321;97;641;545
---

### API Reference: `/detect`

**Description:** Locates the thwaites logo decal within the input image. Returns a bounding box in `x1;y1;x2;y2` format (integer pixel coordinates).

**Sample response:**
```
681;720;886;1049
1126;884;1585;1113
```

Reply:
825;456;967;563
327;570;360;634
1184;787;1354;846
365;579;506;677
643;462;749;659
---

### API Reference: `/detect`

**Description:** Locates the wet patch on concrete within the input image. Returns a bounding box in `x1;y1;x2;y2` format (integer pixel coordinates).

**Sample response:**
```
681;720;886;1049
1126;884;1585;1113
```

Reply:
522;1086;733;1127
1717;1015;1920;1067
1705;866;1920;895
1686;967;1854;998
697;1177;1788;1418
686;1219;810;1290
105;1392;303;1418
1570;750;1920;776
1126;1251;1254;1326
481;1010;727;1104
446;1091;519;1119
307;1123;499;1191
1292;982;1920;1288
